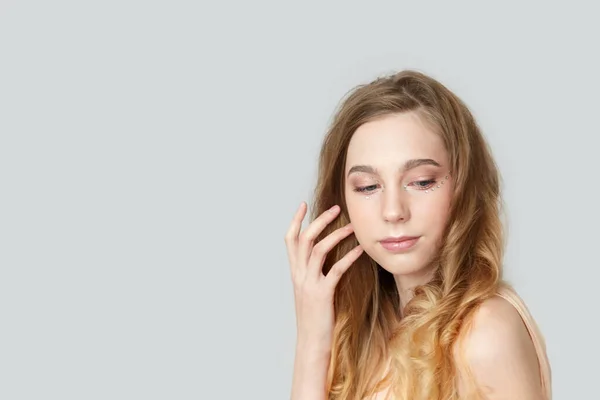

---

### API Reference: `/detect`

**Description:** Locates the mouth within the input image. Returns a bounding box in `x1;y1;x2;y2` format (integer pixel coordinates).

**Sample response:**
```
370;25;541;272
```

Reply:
379;236;421;252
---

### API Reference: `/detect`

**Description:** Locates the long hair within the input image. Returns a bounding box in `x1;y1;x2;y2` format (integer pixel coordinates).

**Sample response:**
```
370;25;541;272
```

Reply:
310;70;505;399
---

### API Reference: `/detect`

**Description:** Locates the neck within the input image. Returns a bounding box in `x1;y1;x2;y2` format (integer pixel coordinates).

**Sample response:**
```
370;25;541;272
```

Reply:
393;265;435;318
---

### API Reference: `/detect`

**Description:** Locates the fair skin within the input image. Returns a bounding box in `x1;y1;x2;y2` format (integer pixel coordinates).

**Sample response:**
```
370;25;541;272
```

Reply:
287;111;543;399
455;296;544;399
344;111;544;399
344;111;452;313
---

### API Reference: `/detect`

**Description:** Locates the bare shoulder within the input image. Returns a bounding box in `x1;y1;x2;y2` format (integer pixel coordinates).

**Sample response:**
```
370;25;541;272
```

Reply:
461;295;532;359
453;295;545;399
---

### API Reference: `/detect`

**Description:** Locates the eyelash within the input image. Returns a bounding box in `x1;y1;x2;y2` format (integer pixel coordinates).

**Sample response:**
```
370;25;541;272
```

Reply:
354;179;437;193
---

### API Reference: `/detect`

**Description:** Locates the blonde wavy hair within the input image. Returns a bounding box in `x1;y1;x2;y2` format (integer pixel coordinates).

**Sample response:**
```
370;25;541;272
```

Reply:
310;70;506;400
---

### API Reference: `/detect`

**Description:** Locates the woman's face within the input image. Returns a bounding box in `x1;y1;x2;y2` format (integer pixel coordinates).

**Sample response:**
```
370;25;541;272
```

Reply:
344;112;453;277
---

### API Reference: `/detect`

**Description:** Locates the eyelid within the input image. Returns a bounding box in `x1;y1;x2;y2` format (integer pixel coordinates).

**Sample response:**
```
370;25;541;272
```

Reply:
350;175;379;185
350;173;441;187
353;183;380;194
406;172;437;180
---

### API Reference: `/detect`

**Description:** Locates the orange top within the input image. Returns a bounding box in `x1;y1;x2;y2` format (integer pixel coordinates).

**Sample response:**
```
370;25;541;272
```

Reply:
368;286;552;399
496;285;552;400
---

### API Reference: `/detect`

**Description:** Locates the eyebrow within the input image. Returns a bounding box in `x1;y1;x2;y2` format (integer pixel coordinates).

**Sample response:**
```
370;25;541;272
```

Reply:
347;158;442;177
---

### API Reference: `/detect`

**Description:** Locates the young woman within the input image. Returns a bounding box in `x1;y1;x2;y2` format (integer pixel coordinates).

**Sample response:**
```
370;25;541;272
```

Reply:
285;70;551;400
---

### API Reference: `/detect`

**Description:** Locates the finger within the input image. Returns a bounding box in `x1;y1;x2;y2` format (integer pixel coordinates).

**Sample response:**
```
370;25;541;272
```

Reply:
297;204;341;266
284;202;307;264
323;245;363;289
307;223;354;279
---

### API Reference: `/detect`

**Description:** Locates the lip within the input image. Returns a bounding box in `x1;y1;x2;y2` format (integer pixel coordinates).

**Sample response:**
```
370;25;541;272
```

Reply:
379;236;420;252
380;236;419;243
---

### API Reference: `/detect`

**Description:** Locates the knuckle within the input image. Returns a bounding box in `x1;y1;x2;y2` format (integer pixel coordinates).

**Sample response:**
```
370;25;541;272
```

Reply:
312;242;325;256
329;265;342;278
337;226;351;237
291;271;304;286
299;231;312;244
296;281;312;296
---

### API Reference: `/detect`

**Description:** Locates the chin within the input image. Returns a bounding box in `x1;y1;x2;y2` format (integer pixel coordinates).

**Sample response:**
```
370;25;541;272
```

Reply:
378;259;430;276
367;248;432;276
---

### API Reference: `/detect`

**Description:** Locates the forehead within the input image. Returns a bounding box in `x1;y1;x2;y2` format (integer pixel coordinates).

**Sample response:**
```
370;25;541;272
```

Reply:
345;112;447;169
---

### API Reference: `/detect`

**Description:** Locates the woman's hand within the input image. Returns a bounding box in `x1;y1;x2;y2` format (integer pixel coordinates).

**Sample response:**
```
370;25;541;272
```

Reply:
285;202;363;353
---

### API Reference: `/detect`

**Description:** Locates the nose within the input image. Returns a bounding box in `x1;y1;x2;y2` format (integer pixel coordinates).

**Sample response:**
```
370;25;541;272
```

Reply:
381;184;410;223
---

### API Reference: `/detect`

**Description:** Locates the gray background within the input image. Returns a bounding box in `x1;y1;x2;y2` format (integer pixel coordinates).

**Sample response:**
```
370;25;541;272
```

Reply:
1;1;597;399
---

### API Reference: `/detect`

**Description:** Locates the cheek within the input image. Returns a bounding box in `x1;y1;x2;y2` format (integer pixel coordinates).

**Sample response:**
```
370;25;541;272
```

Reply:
414;195;452;232
345;196;377;235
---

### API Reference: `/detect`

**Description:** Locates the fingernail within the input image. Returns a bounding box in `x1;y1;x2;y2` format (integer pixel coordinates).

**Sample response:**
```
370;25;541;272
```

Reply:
328;205;340;213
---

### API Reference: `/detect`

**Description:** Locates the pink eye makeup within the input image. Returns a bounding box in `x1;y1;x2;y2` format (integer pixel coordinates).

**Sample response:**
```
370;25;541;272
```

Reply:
402;174;450;193
349;173;450;196
349;174;381;195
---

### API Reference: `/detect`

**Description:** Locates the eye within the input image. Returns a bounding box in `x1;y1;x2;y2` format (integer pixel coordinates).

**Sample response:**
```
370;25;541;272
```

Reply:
409;179;437;190
354;184;379;193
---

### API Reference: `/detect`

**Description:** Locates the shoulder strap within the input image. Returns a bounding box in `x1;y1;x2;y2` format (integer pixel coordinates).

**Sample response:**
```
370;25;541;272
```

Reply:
496;285;552;400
